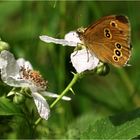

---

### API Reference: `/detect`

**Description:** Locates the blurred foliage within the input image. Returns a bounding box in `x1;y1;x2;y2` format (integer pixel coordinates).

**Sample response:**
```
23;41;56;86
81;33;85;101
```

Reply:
0;1;140;139
66;108;140;139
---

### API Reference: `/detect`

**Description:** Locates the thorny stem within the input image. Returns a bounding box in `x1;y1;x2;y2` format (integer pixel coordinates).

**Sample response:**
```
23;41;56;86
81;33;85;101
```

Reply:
34;73;80;127
33;64;106;127
50;72;80;108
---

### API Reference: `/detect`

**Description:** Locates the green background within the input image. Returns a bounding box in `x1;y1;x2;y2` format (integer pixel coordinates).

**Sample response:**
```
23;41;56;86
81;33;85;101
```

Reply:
0;1;140;139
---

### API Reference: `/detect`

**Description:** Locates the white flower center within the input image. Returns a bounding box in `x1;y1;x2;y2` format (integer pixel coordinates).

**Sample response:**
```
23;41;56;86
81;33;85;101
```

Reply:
19;66;47;90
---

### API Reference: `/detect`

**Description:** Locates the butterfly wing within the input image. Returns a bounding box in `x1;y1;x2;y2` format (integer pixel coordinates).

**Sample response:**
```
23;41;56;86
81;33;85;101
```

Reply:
82;15;131;67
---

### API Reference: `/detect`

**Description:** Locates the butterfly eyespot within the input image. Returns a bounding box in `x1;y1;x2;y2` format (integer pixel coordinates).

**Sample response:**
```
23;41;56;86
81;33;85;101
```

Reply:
115;49;121;57
104;28;110;33
110;21;117;27
104;28;112;39
115;43;122;49
113;56;119;62
106;32;111;38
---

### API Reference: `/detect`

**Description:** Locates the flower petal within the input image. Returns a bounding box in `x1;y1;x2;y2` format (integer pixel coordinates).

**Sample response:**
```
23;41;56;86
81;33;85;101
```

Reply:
0;50;20;78
17;58;33;70
2;76;32;87
41;91;71;101
0;50;23;86
32;92;50;120
0;50;34;87
64;31;81;44
70;49;99;73
39;31;82;47
39;35;77;47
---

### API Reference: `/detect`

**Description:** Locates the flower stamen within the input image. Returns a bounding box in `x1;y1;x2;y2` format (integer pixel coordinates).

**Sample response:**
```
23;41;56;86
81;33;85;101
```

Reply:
20;66;47;90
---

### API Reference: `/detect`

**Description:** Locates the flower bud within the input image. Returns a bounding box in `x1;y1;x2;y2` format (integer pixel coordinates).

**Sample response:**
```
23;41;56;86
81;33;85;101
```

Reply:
96;63;110;76
13;93;25;104
0;40;9;51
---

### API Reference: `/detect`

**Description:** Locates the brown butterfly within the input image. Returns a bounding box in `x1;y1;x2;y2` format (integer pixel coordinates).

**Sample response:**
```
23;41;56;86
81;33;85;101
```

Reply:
77;15;132;67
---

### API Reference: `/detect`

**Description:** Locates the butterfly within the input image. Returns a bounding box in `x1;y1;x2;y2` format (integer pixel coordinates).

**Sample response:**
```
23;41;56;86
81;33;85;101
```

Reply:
76;15;132;67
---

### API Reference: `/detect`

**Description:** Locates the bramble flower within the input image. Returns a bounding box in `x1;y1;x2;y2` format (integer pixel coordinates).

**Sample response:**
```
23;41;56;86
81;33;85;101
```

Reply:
0;50;71;120
70;48;99;73
40;31;100;73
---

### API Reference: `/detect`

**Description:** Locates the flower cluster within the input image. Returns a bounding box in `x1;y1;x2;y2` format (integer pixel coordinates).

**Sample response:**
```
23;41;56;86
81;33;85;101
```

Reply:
0;50;71;120
0;29;103;121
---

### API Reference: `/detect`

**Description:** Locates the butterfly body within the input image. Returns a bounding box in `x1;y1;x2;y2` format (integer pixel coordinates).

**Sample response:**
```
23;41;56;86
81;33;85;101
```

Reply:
77;15;132;67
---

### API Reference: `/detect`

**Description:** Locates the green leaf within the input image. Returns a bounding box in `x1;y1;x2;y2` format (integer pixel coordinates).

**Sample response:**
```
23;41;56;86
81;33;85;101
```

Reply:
0;97;22;116
81;108;140;139
66;111;102;139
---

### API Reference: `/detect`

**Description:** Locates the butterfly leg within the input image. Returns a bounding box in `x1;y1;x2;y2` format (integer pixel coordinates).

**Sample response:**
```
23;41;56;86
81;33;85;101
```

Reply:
72;42;85;56
85;47;90;62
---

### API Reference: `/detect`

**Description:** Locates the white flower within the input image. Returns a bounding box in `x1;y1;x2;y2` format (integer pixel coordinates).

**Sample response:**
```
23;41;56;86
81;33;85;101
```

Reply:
70;49;99;73
0;50;71;120
40;31;99;73
40;31;81;47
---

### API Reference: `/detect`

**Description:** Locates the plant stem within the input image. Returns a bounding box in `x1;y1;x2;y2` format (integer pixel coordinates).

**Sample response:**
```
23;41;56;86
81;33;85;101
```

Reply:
34;117;42;128
50;73;80;108
34;73;80;127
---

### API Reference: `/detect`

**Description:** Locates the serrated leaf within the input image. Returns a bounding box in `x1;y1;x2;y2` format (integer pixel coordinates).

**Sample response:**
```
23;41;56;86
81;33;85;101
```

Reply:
0;97;22;116
81;108;140;139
